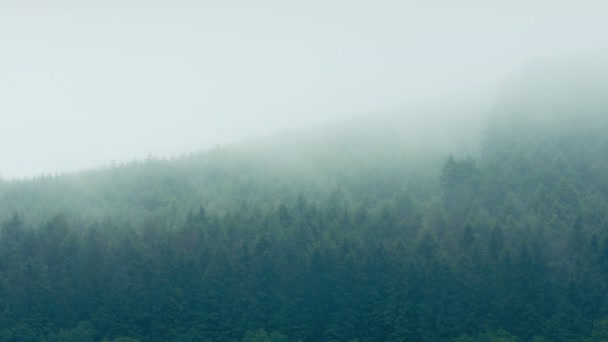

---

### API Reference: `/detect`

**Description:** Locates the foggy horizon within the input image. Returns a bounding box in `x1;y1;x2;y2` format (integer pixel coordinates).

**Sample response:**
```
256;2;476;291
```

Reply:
3;3;608;339
2;1;607;179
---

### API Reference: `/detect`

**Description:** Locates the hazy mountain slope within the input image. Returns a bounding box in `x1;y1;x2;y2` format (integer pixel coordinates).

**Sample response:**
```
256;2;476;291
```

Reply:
0;104;484;227
477;63;608;225
2;63;608;341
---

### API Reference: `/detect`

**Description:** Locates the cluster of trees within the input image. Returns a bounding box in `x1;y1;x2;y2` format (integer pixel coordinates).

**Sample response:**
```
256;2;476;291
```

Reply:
1;69;608;340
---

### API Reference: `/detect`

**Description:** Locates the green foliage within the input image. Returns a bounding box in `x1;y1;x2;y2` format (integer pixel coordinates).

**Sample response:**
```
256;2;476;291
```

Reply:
242;329;288;342
102;337;140;342
585;319;608;341
455;330;519;342
0;73;607;340
47;321;96;342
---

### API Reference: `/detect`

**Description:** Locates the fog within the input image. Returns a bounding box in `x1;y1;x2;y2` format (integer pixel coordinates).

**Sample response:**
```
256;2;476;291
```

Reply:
1;0;607;179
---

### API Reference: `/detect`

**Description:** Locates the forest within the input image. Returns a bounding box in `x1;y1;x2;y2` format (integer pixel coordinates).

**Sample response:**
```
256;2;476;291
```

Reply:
1;67;608;341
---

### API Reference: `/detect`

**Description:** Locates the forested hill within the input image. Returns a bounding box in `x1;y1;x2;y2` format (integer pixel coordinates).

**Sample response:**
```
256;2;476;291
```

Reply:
477;64;608;230
0;104;483;227
2;67;608;341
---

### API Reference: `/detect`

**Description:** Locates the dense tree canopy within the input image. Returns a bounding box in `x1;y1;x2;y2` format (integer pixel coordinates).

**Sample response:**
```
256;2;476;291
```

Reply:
0;69;607;341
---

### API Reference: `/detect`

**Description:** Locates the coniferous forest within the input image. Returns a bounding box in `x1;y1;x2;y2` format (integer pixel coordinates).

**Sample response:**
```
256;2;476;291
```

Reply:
1;68;608;341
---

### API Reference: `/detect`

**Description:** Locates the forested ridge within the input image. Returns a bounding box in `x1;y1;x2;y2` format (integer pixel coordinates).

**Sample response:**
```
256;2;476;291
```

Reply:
1;70;608;341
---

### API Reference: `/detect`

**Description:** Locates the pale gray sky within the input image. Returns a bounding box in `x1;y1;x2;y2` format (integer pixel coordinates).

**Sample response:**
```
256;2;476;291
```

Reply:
1;0;607;179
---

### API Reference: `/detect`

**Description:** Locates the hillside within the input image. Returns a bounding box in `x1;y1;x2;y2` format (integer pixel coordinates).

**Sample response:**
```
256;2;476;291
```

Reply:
1;66;608;341
0;103;483;227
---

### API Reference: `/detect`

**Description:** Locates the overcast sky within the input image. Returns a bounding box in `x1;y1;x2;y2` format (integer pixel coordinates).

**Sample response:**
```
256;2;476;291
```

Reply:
1;0;607;179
